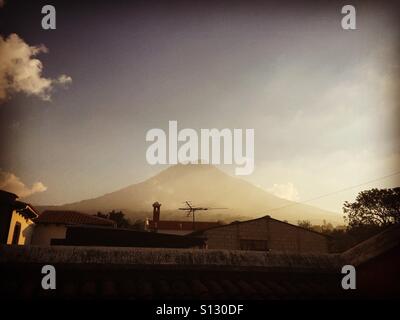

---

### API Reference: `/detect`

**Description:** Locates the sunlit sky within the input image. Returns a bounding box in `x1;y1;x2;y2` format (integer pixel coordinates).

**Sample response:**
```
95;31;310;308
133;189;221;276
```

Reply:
0;0;399;214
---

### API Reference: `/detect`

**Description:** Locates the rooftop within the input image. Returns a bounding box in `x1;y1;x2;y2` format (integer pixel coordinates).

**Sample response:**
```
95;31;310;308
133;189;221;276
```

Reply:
0;245;341;271
148;220;222;231
190;215;331;238
0;189;38;220
52;225;207;248
1;224;399;299
35;210;116;227
0;189;18;202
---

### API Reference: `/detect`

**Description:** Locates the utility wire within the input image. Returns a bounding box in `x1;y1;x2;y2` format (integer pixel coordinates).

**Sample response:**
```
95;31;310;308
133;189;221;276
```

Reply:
264;170;400;214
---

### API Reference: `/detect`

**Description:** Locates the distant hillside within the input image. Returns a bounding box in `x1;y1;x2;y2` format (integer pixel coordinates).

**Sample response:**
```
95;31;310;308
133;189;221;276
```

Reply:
37;164;343;225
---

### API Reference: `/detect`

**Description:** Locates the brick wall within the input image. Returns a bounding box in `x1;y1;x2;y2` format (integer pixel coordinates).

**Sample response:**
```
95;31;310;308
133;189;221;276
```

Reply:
203;216;328;253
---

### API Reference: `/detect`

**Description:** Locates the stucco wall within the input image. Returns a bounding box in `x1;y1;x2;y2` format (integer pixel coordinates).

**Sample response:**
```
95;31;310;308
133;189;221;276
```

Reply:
204;223;241;250
31;224;67;246
6;211;35;245
203;217;328;253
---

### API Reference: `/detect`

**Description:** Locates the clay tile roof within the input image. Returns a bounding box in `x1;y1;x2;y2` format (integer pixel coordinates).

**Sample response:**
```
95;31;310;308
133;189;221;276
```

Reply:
341;223;400;266
35;210;115;226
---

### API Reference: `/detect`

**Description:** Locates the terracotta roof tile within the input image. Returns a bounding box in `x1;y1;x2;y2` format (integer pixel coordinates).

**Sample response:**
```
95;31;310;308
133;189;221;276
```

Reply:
1;225;399;299
35;210;115;226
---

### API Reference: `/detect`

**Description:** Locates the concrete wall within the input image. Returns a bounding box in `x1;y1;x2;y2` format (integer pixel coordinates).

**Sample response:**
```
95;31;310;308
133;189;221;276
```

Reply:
31;224;67;246
203;217;328;253
6;211;35;245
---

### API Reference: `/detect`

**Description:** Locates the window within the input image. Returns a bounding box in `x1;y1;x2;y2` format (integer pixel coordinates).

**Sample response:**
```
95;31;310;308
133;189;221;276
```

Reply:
11;222;21;245
240;239;268;251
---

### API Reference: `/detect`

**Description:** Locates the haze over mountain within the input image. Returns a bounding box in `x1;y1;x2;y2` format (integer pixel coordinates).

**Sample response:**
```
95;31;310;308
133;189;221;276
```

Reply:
40;164;343;225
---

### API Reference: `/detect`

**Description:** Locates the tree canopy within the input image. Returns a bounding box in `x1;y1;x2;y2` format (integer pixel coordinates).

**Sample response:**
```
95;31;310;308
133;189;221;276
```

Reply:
343;187;400;227
96;210;130;228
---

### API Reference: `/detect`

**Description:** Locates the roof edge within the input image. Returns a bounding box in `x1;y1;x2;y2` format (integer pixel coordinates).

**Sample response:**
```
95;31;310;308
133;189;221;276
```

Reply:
190;215;331;238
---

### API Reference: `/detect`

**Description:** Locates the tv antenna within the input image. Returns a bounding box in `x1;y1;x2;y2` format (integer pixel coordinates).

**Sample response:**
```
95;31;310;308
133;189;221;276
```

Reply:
178;201;227;230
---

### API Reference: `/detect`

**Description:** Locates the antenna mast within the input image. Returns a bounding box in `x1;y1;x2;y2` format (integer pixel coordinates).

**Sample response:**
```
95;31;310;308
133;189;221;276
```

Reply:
178;201;227;230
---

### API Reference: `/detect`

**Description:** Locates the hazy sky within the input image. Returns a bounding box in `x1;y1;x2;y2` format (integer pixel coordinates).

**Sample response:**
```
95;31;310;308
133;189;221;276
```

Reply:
0;0;399;214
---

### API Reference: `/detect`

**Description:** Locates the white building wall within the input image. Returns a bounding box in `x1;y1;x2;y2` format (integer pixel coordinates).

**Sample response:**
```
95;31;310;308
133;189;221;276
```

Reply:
31;224;67;246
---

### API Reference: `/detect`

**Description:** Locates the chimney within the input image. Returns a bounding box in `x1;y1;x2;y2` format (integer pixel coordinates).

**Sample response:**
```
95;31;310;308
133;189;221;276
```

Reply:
152;202;161;232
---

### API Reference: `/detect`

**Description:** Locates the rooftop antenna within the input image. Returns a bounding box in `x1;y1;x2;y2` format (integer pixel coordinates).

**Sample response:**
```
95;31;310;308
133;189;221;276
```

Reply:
178;201;227;230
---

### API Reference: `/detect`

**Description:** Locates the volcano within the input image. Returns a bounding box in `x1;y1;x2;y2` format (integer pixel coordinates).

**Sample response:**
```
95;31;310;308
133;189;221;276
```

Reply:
39;164;342;225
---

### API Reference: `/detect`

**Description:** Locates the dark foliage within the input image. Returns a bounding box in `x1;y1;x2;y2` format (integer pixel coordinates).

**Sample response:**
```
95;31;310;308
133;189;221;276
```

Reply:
95;210;142;229
343;187;400;227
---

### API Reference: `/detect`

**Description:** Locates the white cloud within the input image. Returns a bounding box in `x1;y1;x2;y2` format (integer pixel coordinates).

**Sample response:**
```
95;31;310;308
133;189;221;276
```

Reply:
267;182;300;201
57;74;72;86
0;169;47;198
0;33;71;103
250;151;400;213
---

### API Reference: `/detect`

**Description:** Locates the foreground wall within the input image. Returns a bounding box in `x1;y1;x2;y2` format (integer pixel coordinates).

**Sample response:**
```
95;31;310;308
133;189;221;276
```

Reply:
1;238;399;299
0;245;343;299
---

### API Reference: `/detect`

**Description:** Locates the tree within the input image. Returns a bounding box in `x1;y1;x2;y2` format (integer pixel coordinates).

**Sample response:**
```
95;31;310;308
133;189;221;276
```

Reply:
108;210;130;228
311;220;334;233
343;187;400;227
96;210;131;228
297;220;312;230
96;211;108;219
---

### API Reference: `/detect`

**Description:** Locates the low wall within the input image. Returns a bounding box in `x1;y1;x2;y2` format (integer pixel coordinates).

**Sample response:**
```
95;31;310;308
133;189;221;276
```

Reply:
0;245;341;272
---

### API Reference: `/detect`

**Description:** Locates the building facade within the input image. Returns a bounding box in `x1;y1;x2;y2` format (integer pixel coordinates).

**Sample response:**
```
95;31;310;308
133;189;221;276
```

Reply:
0;190;38;245
31;210;116;245
194;215;329;253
